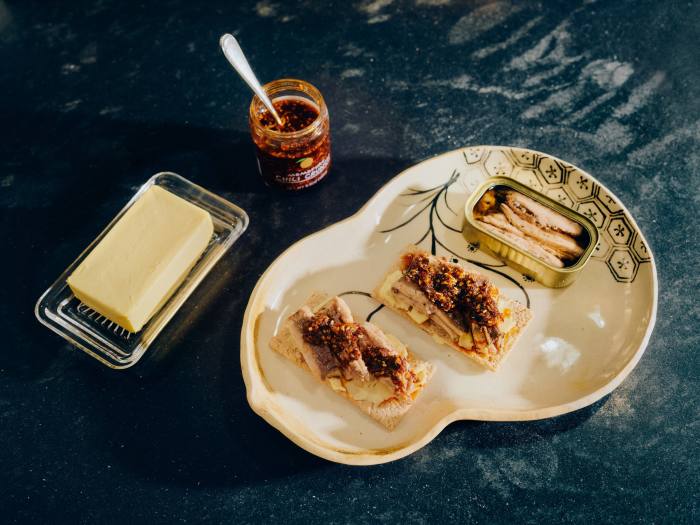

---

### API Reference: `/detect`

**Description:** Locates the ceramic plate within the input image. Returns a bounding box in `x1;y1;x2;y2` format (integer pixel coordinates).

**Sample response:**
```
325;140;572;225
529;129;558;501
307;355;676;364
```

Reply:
240;146;657;465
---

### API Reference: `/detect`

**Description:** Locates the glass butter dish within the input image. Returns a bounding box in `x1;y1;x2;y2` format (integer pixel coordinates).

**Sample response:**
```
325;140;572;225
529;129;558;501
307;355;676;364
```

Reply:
35;172;249;369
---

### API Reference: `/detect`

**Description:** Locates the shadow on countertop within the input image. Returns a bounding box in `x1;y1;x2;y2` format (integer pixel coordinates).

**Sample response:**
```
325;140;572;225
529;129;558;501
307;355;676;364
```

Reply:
438;400;603;447
1;108;408;379
2;109;413;487
0;108;268;200
1;108;262;377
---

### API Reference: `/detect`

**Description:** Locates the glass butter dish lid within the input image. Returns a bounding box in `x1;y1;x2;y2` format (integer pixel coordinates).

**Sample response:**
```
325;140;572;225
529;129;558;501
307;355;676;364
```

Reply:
35;172;249;369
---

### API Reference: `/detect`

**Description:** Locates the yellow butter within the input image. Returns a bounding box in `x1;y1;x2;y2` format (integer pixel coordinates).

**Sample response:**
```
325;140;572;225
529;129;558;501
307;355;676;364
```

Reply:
345;378;394;404
377;270;403;307
67;186;213;332
500;314;516;334
431;333;447;345
385;334;408;358
327;377;346;392
459;332;474;349
407;308;428;324
497;298;517;334
411;362;429;389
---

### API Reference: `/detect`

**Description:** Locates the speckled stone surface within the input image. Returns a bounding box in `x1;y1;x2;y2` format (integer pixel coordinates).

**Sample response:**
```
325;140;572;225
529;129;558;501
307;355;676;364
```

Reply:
1;0;698;523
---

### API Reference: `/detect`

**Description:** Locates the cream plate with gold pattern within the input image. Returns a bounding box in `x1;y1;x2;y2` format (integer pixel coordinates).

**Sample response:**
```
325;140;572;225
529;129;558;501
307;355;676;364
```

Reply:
240;146;657;465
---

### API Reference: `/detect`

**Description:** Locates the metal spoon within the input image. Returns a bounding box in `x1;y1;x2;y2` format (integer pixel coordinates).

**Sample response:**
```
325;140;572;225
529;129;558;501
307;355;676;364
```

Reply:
219;33;284;128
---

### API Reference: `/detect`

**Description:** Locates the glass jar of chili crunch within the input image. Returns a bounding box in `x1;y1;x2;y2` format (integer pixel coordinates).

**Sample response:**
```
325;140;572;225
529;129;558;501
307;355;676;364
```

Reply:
249;79;331;190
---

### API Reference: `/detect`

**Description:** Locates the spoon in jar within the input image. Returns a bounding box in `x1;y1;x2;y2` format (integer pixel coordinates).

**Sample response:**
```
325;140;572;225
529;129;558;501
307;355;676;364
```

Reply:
219;33;284;128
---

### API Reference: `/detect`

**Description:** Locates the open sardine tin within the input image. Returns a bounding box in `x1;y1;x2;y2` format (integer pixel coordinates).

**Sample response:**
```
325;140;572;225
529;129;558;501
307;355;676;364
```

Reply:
463;177;599;288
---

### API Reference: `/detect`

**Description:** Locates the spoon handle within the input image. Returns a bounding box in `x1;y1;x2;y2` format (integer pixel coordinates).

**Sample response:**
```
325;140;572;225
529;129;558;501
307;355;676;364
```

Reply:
219;33;284;127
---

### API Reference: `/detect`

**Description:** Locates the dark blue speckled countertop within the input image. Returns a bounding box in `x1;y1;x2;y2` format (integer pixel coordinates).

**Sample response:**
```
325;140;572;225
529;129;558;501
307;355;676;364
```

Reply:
1;0;698;523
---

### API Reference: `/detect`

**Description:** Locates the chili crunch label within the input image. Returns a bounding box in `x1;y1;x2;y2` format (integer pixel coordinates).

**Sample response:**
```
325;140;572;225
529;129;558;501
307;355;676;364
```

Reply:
257;151;331;190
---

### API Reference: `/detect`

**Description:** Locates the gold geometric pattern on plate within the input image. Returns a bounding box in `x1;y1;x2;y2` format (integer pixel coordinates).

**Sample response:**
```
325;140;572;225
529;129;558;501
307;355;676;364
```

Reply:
465;146;652;283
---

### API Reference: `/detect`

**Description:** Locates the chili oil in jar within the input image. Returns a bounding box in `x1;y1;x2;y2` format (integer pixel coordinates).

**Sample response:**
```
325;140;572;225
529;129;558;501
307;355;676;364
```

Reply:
249;79;331;190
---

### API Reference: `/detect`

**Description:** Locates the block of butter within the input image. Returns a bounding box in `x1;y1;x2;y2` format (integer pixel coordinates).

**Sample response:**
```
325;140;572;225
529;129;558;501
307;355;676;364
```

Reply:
67;185;214;332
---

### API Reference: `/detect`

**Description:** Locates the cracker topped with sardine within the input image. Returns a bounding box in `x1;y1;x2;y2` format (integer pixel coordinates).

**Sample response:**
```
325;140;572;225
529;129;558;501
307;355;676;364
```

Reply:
270;293;435;430
373;247;532;371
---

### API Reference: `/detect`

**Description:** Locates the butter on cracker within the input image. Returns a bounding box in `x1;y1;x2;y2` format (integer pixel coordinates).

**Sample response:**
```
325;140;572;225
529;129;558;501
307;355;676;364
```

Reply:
67;185;213;332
